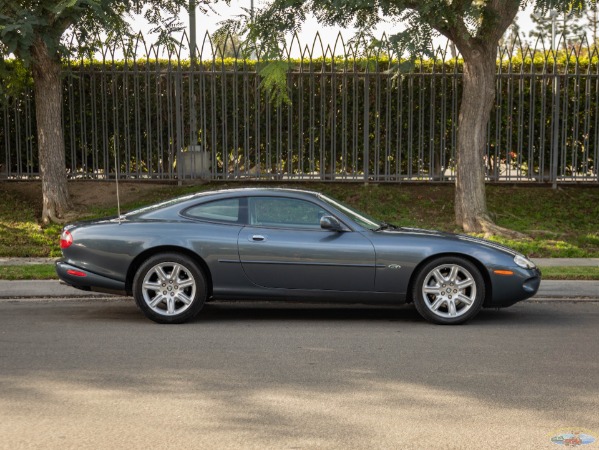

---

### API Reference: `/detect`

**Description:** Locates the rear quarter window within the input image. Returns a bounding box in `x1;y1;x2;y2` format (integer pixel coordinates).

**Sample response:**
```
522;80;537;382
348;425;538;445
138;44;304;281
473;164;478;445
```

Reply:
184;198;241;223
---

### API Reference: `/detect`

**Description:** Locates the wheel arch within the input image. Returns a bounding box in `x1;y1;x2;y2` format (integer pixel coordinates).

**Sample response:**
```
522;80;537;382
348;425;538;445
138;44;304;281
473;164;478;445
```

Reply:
126;246;213;297
406;253;492;306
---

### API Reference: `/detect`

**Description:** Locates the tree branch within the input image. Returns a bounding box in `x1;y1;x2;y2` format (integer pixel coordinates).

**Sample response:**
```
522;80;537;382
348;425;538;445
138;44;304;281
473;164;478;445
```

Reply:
410;0;474;52
476;0;521;45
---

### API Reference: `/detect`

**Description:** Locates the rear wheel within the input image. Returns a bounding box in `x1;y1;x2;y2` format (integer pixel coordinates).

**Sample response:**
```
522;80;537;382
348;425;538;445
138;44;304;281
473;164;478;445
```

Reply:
412;256;485;325
133;253;206;324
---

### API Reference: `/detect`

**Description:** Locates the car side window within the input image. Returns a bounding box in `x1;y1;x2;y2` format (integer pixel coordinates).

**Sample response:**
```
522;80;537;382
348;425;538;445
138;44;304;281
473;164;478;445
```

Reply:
185;198;241;223
249;197;326;229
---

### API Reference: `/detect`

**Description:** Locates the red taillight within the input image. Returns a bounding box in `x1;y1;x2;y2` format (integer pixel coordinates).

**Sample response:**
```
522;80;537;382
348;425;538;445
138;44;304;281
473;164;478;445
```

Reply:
60;230;73;249
66;269;86;277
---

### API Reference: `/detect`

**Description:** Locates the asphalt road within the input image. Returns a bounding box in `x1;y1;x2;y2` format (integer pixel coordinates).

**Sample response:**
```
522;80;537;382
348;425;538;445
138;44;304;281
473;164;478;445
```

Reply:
0;298;598;449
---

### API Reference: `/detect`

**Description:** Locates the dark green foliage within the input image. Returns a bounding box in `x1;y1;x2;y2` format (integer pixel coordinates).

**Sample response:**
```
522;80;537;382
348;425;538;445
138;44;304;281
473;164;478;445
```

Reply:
0;1;199;62
233;1;593;101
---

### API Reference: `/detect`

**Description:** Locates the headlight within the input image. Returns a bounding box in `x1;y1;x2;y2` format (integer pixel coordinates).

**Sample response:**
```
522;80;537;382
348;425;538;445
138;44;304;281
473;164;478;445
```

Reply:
514;255;536;269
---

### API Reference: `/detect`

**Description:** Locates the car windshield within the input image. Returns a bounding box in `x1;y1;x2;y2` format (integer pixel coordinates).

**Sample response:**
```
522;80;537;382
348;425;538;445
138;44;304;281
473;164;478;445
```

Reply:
318;194;382;230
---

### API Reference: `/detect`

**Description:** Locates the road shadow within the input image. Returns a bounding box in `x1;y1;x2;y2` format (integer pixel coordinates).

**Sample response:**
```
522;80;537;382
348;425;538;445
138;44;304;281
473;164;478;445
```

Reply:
193;302;423;324
61;298;599;328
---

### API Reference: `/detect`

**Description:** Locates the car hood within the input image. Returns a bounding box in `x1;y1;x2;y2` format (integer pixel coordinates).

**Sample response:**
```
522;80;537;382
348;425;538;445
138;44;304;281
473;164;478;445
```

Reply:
384;227;521;257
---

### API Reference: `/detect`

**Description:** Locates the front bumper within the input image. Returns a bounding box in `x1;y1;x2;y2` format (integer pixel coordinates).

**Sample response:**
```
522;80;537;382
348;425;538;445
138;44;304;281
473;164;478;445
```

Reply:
487;266;542;307
55;261;126;294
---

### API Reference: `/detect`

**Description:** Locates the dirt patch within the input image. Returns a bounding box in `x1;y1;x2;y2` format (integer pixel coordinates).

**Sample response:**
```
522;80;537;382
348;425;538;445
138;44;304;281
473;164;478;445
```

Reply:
1;181;178;215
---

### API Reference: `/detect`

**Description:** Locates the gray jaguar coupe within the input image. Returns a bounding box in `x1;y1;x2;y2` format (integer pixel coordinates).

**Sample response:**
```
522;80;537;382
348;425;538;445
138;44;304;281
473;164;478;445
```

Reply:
56;188;540;325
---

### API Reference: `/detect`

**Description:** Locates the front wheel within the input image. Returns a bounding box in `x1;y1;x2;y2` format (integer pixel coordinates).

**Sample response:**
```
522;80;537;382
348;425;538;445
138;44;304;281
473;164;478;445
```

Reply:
412;257;485;325
133;253;206;324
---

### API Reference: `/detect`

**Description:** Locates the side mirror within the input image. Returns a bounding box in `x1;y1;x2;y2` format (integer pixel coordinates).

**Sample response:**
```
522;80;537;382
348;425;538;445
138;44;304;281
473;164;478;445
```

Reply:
320;215;343;231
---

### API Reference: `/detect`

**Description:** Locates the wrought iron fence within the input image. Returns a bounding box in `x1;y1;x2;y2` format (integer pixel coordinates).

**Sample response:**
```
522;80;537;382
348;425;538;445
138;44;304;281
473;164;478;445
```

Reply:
1;32;598;183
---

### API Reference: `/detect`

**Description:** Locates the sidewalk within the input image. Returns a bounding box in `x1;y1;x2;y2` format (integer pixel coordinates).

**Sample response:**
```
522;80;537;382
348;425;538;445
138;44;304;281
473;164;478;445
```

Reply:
0;257;58;266
0;280;109;298
532;258;599;267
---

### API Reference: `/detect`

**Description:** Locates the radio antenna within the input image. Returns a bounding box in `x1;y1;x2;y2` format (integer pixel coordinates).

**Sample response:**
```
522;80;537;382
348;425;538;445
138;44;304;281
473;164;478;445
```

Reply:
115;151;122;224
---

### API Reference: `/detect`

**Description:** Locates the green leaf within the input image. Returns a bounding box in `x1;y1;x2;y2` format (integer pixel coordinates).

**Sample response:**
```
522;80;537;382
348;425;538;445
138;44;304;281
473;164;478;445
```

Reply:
258;60;292;105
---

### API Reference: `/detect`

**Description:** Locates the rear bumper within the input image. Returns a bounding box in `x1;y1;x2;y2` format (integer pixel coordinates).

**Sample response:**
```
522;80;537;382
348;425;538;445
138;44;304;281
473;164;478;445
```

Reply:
55;261;126;294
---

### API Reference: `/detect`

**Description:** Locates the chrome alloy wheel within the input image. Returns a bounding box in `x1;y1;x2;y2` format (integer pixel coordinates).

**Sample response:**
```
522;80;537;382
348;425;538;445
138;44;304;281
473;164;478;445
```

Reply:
421;264;477;319
141;262;197;316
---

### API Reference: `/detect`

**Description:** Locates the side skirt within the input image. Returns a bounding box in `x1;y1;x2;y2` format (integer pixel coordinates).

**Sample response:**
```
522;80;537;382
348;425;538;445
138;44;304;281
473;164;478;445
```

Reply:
211;287;405;305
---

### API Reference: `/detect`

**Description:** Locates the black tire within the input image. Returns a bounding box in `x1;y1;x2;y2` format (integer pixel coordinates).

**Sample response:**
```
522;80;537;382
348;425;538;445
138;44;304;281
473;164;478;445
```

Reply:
133;253;207;324
412;256;485;325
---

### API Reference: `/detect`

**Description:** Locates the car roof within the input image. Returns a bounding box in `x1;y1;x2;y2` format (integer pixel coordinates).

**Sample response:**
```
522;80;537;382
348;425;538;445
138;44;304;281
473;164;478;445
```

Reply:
198;187;320;196
183;187;323;203
123;187;323;219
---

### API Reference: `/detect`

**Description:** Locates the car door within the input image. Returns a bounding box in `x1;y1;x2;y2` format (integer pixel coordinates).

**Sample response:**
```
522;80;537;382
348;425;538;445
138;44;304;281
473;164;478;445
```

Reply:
237;196;376;291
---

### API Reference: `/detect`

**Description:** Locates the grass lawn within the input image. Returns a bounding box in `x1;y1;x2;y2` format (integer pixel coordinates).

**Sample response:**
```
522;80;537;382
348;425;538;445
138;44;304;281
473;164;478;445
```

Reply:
0;264;58;280
1;181;598;258
537;266;599;280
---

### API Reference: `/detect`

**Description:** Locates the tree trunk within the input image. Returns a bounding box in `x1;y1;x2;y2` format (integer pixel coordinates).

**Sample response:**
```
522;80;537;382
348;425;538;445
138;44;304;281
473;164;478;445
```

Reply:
31;38;72;224
454;45;498;234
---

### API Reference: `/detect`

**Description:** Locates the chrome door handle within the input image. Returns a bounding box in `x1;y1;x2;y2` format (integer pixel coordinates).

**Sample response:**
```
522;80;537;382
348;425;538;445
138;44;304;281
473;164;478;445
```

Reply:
250;235;266;242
